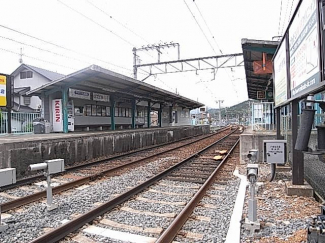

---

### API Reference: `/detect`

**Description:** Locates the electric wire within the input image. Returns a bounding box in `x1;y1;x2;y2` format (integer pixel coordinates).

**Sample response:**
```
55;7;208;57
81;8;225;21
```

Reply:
277;0;283;35
188;1;239;100
86;0;150;44
0;24;133;72
183;0;217;55
0;47;77;71
193;2;223;55
288;0;296;26
280;0;290;35
57;0;134;46
0;35;91;65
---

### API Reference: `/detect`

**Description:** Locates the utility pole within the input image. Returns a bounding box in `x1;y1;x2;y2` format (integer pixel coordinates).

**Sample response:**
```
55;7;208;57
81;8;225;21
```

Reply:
19;48;24;64
215;100;224;124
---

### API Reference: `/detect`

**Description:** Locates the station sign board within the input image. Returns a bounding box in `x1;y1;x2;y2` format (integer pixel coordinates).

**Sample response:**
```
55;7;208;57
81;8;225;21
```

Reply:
93;92;109;102
273;40;288;106
69;88;91;100
0;74;13;108
289;0;321;98
257;91;266;99
0;75;7;106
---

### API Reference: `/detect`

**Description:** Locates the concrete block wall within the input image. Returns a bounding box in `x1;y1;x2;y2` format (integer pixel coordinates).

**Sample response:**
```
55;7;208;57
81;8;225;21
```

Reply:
0;125;210;178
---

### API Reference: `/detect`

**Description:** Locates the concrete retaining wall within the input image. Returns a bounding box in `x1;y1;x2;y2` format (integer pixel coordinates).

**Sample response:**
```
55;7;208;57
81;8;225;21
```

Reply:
0;125;210;178
240;129;277;164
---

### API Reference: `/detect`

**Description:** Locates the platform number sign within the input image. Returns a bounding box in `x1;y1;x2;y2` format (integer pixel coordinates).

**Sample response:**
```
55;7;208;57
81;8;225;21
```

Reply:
0;74;13;108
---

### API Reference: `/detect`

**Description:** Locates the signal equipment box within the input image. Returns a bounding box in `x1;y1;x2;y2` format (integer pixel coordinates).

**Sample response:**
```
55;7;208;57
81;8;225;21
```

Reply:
0;168;16;187
263;140;287;164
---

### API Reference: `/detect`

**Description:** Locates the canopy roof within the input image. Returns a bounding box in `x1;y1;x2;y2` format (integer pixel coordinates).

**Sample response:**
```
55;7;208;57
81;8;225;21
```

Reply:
241;38;279;100
27;65;204;109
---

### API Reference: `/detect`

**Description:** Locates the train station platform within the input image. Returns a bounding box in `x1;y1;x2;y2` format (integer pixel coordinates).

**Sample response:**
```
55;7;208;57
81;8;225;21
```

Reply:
0;125;210;179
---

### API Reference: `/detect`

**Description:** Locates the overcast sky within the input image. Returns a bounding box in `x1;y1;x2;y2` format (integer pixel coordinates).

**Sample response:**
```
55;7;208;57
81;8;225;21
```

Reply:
0;0;299;108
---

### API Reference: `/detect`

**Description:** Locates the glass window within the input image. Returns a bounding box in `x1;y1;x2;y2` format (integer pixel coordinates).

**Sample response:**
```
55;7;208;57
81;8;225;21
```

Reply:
91;105;97;116
27;71;33;78
20;72;26;79
115;107;119;117
106;107;111;116
85;105;92;116
96;106;102;116
75;106;84;116
102;106;106;116
20;71;33;79
120;107;125;117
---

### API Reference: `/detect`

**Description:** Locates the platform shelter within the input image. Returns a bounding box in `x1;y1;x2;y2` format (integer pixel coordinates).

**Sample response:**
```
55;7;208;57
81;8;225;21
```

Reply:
27;65;203;133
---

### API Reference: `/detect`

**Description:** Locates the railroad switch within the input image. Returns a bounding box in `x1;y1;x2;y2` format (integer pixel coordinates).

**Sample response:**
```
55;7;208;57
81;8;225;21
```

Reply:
29;159;65;211
307;206;325;243
0;168;16;233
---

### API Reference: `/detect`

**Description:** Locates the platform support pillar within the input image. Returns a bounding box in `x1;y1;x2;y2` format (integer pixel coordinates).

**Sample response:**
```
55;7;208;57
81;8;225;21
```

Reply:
62;87;68;133
292;100;304;185
158;104;162;127
147;100;151;128
276;107;283;139
110;96;115;131
131;99;136;129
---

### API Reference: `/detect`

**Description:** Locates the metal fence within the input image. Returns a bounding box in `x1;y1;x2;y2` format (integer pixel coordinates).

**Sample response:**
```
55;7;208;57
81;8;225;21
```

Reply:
0;112;40;135
281;113;325;138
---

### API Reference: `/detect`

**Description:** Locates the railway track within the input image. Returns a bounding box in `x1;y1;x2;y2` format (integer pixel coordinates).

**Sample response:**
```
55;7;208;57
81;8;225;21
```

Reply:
2;127;227;191
29;126;239;243
0;127;232;213
0;126;240;242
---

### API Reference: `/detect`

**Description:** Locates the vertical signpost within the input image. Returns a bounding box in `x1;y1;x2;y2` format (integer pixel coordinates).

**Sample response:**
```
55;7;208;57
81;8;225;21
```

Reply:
0;74;13;134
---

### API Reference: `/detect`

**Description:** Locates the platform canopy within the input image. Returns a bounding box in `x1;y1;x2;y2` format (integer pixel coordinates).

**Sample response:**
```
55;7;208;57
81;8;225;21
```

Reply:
241;39;279;100
27;65;204;109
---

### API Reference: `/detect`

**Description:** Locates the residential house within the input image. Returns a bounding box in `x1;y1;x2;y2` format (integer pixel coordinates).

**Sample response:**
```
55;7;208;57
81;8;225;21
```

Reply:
11;64;64;112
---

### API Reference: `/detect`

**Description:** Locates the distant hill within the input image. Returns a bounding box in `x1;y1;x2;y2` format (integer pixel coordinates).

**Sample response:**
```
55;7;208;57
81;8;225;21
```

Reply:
207;100;253;121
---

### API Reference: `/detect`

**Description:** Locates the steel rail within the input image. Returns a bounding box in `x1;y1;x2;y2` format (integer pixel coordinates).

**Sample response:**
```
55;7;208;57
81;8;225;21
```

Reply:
1;127;231;212
156;137;240;243
30;127;239;243
2;127;229;191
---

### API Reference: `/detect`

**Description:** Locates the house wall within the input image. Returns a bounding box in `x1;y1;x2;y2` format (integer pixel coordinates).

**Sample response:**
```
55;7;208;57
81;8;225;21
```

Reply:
14;69;50;110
